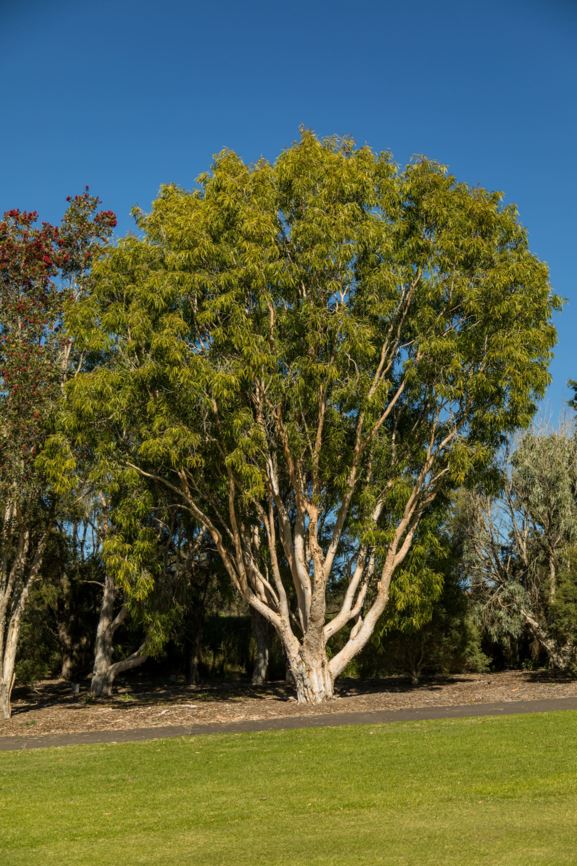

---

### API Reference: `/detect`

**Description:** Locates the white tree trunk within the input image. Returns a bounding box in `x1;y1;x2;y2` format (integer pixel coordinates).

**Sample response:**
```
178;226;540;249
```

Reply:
0;529;47;719
0;616;20;720
288;647;334;704
283;615;334;703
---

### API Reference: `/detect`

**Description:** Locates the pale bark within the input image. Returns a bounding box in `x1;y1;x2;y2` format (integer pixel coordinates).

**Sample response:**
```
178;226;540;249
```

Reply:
521;607;575;673
90;572;147;697
0;681;10;720
129;441;443;703
0;525;47;719
125;306;460;704
0;615;20;720
90;643;148;698
285;630;334;704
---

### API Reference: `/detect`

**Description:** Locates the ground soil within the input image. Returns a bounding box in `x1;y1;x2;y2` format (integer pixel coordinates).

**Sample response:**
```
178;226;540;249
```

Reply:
3;669;577;740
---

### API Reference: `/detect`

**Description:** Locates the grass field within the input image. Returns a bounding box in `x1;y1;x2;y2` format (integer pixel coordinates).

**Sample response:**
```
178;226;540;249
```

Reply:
2;711;577;865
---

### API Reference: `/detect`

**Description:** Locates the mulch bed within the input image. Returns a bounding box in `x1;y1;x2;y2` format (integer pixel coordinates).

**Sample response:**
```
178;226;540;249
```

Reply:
3;669;577;739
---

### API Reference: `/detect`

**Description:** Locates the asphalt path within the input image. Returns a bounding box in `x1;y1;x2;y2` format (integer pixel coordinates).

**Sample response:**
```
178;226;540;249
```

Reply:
2;696;577;751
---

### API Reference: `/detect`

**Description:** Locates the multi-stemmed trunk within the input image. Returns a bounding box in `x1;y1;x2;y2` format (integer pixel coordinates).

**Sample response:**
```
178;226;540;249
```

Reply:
282;597;335;704
289;646;334;703
90;571;147;697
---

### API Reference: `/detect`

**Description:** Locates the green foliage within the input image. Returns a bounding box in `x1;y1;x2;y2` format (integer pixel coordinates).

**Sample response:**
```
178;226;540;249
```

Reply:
357;546;489;681
61;132;558;683
0;193;115;489
68;131;556;500
15;595;61;685
461;428;577;672
550;547;577;672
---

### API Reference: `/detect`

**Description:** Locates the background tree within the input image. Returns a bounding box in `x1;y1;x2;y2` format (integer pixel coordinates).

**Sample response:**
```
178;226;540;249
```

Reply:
356;503;489;683
66;132;557;703
462;429;577;672
0;195;115;718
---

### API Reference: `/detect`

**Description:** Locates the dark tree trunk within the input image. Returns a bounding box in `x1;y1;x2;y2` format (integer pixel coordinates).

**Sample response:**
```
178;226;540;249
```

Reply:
58;617;75;681
184;589;208;686
185;627;204;686
251;608;271;686
56;572;79;681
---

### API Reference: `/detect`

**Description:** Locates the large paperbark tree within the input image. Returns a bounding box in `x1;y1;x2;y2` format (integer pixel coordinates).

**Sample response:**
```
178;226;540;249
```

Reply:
67;133;557;703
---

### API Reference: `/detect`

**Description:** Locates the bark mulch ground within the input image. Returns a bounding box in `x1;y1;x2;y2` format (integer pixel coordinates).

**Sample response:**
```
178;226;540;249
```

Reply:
3;669;577;744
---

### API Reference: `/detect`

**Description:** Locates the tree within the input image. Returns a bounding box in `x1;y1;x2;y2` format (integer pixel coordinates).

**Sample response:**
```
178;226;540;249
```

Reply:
67;132;557;703
462;429;577;672
0;194;115;718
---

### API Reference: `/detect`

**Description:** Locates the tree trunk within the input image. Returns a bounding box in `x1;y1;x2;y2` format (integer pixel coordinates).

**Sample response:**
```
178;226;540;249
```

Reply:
0;680;11;720
250;608;271;686
185;627;203;686
290;650;334;703
90;666;114;698
0;611;22;720
58;619;75;681
90;573;147;697
56;571;79;681
521;607;575;673
184;593;207;686
90;571;118;696
91;647;148;697
0;526;48;718
284;628;334;704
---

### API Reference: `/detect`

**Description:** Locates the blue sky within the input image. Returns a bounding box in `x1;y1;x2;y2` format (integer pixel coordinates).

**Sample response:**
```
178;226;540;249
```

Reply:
1;0;575;418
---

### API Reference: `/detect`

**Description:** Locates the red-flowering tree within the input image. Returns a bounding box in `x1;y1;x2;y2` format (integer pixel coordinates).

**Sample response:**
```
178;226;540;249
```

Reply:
0;192;115;718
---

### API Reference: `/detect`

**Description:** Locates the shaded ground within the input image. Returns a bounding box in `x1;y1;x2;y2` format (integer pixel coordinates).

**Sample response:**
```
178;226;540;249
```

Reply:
3;669;577;742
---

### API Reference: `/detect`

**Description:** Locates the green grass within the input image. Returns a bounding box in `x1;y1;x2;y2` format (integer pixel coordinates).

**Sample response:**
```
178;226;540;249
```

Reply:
2;712;577;865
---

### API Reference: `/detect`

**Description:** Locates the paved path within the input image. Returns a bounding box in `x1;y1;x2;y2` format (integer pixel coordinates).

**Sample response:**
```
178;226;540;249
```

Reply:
2;696;577;752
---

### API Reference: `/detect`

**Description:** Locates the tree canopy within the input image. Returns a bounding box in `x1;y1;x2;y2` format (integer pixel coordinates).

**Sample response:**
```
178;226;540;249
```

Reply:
64;132;558;702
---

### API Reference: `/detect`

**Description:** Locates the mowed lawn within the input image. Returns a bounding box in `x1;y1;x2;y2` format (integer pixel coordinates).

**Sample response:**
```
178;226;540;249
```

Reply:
2;712;577;866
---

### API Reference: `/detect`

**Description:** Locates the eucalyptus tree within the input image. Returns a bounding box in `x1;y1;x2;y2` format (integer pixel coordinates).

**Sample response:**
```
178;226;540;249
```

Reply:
67;132;557;703
0;195;115;718
462;429;577;671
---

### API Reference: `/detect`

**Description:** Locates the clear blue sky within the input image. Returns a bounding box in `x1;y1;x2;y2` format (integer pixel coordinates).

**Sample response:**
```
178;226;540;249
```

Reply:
1;0;575;418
